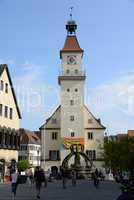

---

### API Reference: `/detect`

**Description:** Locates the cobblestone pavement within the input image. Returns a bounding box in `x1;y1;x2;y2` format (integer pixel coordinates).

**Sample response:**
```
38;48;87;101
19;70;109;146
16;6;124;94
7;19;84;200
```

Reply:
0;180;121;200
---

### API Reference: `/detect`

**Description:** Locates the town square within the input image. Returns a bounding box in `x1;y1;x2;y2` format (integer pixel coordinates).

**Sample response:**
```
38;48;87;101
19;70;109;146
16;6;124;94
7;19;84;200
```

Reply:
0;0;134;200
0;180;120;200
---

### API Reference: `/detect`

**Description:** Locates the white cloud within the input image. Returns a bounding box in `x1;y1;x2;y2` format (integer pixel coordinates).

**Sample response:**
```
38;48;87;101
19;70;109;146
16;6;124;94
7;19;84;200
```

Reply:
11;60;134;133
86;71;134;134
13;61;59;121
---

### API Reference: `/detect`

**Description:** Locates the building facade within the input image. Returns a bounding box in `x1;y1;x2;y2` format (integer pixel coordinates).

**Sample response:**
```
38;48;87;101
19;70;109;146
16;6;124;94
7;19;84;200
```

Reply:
40;19;106;173
0;64;21;180
19;129;41;168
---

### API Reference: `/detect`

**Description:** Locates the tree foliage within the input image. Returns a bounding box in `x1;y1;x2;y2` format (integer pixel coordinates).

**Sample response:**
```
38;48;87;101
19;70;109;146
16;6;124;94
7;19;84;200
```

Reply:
17;160;30;172
103;136;134;173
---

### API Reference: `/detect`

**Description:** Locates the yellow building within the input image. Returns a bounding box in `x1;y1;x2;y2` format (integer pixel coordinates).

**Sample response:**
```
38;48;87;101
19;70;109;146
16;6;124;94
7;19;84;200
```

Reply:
0;64;21;181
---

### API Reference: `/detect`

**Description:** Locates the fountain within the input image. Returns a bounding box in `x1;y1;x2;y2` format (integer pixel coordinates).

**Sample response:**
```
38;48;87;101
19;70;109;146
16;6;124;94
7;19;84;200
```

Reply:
62;144;93;178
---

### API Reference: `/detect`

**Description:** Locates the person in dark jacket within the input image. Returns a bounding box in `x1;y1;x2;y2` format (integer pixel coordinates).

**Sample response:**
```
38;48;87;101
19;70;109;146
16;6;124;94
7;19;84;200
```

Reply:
71;169;77;186
34;166;45;199
116;192;132;200
116;186;133;200
61;167;68;189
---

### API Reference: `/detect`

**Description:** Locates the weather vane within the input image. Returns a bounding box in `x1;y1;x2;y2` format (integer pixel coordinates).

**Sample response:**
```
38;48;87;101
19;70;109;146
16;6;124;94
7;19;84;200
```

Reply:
70;6;74;20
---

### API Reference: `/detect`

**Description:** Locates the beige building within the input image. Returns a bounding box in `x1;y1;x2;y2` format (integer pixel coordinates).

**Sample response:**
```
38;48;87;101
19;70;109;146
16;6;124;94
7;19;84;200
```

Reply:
19;129;41;168
0;64;21;180
40;19;106;174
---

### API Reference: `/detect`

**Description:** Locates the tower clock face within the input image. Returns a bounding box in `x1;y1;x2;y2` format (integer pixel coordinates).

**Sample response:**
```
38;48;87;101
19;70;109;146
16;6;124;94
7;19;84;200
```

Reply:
67;55;77;65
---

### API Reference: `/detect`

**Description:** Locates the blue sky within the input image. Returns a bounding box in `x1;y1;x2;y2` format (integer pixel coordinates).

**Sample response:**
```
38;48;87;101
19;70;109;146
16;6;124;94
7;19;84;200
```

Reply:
0;0;134;134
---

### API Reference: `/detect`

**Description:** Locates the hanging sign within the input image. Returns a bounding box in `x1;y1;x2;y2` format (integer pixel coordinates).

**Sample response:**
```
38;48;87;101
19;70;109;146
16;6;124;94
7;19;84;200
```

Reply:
62;137;84;149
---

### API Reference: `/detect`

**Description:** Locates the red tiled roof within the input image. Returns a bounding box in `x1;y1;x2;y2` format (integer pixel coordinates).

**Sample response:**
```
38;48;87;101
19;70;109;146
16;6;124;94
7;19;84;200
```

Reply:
19;129;41;145
60;36;83;58
128;130;134;137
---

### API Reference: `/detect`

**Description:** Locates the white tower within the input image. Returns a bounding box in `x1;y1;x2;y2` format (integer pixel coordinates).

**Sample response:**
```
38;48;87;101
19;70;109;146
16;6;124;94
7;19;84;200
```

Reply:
59;18;86;160
40;16;106;172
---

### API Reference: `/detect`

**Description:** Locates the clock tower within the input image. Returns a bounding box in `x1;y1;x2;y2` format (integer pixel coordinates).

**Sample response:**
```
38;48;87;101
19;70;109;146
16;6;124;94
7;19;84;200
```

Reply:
59;18;86;160
40;16;106;172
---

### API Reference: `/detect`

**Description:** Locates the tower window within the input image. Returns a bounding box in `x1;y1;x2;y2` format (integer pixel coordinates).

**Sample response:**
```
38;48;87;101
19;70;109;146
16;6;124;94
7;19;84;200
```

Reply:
66;69;70;74
75;69;78;74
70;100;74;105
67;88;70;92
70;115;74;121
5;83;8;93
75;88;78;92
71;132;75;137
87;132;93;140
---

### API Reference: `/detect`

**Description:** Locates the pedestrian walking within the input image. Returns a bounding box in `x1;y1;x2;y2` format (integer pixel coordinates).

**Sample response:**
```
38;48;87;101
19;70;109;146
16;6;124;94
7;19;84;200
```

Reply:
34;166;45;199
40;168;47;188
11;169;19;200
28;169;34;185
61;167;68;189
71;169;77;186
93;169;99;188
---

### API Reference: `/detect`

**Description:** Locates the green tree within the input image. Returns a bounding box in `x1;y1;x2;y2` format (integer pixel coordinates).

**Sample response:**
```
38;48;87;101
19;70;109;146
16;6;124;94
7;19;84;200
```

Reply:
17;160;30;172
103;136;134;175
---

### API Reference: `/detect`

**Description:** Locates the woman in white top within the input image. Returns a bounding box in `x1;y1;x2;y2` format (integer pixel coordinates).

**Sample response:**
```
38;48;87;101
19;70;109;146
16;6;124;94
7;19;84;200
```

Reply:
11;170;18;200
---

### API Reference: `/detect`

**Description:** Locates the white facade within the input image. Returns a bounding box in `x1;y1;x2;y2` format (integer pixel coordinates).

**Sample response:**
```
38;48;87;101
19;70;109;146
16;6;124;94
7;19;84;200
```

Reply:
19;144;41;167
40;21;106;172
